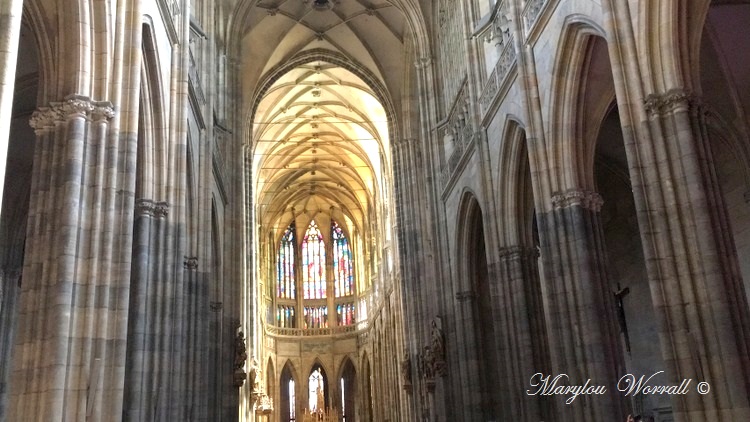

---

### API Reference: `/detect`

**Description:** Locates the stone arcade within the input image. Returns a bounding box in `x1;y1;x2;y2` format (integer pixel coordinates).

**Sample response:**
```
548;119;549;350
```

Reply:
0;0;749;421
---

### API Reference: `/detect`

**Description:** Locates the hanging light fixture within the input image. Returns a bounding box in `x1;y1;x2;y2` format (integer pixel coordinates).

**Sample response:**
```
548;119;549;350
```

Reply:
303;0;334;11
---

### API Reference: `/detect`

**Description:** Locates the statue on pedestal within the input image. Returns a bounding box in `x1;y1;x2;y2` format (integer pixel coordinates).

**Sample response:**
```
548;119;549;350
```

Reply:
248;356;261;394
431;317;446;377
420;345;434;380
401;349;412;386
233;325;248;387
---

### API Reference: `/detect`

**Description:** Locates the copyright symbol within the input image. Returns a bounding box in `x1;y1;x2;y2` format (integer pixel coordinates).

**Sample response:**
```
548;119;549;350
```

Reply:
697;382;710;395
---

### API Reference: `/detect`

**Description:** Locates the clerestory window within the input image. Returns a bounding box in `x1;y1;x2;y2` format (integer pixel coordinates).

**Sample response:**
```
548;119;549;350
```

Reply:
275;219;357;329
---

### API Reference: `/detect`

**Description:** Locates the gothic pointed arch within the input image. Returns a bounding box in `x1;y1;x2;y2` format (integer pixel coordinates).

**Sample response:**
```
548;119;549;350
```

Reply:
307;360;330;413
455;192;499;420
337;356;357;421
280;360;299;422
547;17;609;193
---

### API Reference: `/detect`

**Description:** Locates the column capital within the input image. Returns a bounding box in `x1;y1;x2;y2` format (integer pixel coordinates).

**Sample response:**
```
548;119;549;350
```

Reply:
29;95;116;133
644;88;701;116
184;256;199;270
551;189;603;212
135;199;170;218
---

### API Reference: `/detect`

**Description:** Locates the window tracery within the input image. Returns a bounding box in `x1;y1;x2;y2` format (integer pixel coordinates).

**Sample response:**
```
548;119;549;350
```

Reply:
302;220;326;300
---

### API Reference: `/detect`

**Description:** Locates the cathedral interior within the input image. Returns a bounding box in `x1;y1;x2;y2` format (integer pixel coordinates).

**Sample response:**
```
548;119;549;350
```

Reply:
0;0;749;421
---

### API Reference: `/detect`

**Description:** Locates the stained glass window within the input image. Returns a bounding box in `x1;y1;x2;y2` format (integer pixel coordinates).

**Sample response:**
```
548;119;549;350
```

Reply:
336;303;355;326
332;221;354;298
304;306;328;329
302;220;326;299
277;223;296;299
277;305;296;328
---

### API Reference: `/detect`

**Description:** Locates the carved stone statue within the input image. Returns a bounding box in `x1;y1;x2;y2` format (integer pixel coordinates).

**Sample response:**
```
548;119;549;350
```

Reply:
248;356;260;393
431;318;445;362
234;327;248;370
401;349;412;385
421;345;434;379
234;325;248;387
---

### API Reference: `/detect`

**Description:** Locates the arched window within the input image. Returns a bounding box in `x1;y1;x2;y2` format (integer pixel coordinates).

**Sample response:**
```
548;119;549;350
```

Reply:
302;220;326;299
289;379;296;422
308;367;326;413
274;219;357;329
281;362;297;422
332;220;353;298
277;223;296;299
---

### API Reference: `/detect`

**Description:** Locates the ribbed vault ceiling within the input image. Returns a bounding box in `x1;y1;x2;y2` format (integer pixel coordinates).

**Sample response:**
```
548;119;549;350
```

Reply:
244;0;406;238
254;61;388;234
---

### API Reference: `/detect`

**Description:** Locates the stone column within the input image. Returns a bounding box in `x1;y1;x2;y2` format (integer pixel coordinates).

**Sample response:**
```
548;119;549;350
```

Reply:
493;245;553;422
639;90;750;420
0;0;23;211
122;200;171;421
452;289;484;421
391;137;425;421
537;189;627;420
0;268;20;420
9;96;123;422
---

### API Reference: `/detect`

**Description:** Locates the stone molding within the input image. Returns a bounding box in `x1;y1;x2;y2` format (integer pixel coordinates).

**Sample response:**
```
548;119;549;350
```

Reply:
498;245;539;260
29;95;115;134
455;290;474;302
644;88;700;116
135;199;170;218
413;56;432;70
551;189;604;212
393;138;416;149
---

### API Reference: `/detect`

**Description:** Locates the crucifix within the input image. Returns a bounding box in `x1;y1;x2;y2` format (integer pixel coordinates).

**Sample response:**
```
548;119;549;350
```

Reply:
614;283;631;354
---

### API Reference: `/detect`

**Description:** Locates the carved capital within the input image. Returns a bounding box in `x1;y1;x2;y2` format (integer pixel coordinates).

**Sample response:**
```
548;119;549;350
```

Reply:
154;202;169;218
135;199;156;217
184;256;199;270
644;89;700;116
59;95;95;118
91;102;116;122
552;189;604;212
30;96;116;133
29;107;57;134
136;199;170;218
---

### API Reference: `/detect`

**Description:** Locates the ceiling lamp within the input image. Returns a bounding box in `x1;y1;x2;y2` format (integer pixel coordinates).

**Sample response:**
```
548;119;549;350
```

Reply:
305;0;334;11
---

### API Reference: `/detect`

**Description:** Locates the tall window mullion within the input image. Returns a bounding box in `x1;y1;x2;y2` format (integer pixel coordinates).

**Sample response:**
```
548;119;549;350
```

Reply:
277;224;296;300
302;220;326;300
332;221;353;298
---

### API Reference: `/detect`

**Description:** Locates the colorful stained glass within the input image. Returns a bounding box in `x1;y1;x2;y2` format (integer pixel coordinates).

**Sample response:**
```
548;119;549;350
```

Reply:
302;220;326;299
332;221;354;298
304;306;328;329
336;303;355;326
277;223;296;299
277;305;296;328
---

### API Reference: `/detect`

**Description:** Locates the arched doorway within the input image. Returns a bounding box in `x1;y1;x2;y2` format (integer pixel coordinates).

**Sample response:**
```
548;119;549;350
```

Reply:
338;358;356;422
